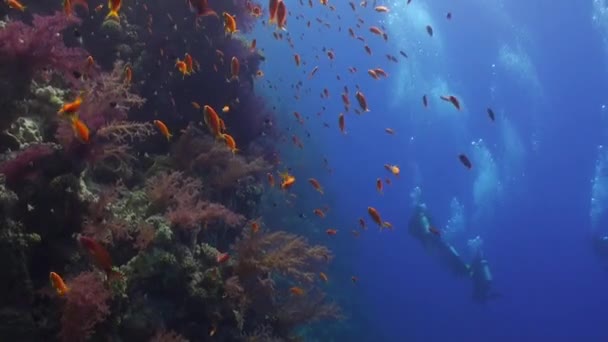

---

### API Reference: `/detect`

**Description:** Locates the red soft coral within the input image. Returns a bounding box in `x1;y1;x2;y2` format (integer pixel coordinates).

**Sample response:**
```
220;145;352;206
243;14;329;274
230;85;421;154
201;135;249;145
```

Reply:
0;12;88;84
59;271;111;342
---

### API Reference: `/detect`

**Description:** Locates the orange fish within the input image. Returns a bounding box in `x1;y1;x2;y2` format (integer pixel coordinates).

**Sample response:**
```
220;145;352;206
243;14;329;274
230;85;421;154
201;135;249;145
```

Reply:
123;65;132;84
367;206;391;229
63;0;72;15
319;272;328;282
229;56;240;81
153;120;172;141
203;105;224;139
374;5;389;12
222;105;230;113
384;164;400;176
294;54;301;66
250;39;257;51
280;172;296;190
49;272;69;296
191;101;201;109
290;286;305;296
217;252;230;263
6;0;26;11
440;95;461;110
250;220;260;233
268;0;279;24
376;178;383;194
184;53;195;74
374;68;388;78
175;59;189;78
222;133;238;154
72;118;90;143
276;0;287;30
369;26;383;36
313;208;326;218
459;154;472;169
429;226;442;236
79;236;121;279
308;178;324;194
267;172;275;187
355;91;370;112
385;128;394;135
326;228;338;236
58;95;83;117
222;12;238;34
367;69;379;79
105;0;121;21
338;113;346;134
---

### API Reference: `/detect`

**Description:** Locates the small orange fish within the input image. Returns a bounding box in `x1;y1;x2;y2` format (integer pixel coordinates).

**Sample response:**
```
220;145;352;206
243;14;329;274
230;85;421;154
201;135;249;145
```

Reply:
326;228;338;236
203;105;224;139
175;59;189;77
105;0;121;21
222;105;230;113
385;128;395;135
313;208;326;218
153;120;172;141
58;95;83;117
276;0;287;30
123;65;132;84
267;172;275;187
49;272;69;296
459;154;472;169
280;172;296;190
290;286;305;296
384;164;400;176
440;95;461;110
367;206;391;229
308;178;324;194
376;178;383;194
229;56;240;81
184;53;195;74
217;252;230;263
319;272;328;282
6;0;26;11
222;12;238;34
72;118;90;143
63;0;72;15
294;53;301;66
358;218;366;229
222;133;238;154
374;5;389;12
338;113;346;134
94;3;103;12
250;220;260;233
429;226;442;236
191;101;201;109
355;91;370;112
367;69;379;79
369;26;383;36
79;236;121;279
268;0;279;24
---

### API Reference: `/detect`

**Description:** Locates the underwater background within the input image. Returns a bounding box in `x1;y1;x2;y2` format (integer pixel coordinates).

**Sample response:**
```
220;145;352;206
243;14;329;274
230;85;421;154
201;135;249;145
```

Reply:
1;0;608;341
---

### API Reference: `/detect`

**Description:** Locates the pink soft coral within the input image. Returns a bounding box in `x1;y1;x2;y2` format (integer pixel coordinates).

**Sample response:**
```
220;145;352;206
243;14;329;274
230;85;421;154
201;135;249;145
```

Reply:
0;12;87;84
59;271;111;342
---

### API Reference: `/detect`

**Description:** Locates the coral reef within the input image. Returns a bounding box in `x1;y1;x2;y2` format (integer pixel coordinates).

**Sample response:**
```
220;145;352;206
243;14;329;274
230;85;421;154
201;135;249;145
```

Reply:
0;1;341;341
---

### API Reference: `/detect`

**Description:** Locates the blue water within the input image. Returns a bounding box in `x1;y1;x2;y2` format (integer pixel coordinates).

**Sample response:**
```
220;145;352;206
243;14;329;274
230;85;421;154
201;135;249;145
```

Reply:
255;0;608;340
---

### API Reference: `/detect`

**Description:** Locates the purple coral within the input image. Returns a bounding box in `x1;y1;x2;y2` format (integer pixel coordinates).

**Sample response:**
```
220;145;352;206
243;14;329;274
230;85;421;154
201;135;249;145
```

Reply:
0;143;56;186
59;271;111;342
0;12;88;84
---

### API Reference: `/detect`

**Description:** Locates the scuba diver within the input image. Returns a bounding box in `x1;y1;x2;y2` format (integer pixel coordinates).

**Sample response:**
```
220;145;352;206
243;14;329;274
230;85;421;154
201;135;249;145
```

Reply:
408;204;470;277
408;203;500;303
469;247;501;303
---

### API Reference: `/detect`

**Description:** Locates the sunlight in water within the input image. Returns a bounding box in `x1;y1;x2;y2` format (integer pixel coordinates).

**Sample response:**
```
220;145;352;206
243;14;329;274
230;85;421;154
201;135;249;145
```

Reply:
497;43;542;96
472;139;502;224
590;145;608;231
444;197;465;241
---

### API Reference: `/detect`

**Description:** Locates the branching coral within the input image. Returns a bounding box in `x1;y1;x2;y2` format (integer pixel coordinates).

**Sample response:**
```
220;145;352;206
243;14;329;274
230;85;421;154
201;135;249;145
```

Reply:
0;12;87;83
59;271;111;342
232;229;332;284
55;62;146;148
145;170;245;230
171;124;271;189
